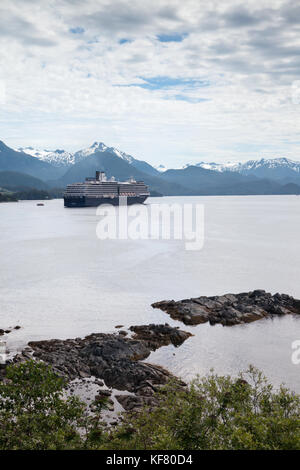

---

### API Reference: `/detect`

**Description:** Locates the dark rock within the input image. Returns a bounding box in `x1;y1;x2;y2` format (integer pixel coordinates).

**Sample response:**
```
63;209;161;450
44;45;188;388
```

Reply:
95;379;104;386
152;290;300;326
22;351;32;360
0;330;4;336
79;370;90;378
96;389;112;397
118;330;128;336
135;385;155;397
129;323;192;349
116;394;159;411
14;326;21;330
27;325;189;392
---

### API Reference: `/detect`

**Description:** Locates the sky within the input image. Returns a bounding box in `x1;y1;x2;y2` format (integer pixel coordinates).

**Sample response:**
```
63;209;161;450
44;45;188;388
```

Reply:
1;0;300;167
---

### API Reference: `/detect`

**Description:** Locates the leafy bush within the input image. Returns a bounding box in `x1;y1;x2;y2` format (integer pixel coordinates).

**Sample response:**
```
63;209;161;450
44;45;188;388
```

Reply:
105;366;300;450
0;361;299;450
0;361;88;449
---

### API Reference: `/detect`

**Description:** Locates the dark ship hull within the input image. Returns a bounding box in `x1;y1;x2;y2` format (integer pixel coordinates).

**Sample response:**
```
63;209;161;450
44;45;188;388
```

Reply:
64;194;148;207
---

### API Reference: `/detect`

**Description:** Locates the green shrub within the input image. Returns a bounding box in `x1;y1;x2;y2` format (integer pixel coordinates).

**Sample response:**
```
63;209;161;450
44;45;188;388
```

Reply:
0;361;299;450
0;360;87;449
105;366;300;450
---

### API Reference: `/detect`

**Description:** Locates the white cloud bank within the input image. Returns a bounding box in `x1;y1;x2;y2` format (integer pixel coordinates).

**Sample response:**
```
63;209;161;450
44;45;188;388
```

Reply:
1;0;300;166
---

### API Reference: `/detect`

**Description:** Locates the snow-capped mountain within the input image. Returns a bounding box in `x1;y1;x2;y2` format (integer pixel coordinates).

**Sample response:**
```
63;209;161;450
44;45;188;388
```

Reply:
74;141;135;164
236;157;300;174
186;157;300;180
18;147;75;167
17;142;126;167
18;142;139;168
74;142;159;176
17;141;158;176
184;161;240;172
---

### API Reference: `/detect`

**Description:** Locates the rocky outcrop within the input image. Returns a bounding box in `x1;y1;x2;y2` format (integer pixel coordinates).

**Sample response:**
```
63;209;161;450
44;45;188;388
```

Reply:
129;324;193;350
23;324;190;394
116;393;159;412
152;290;300;326
114;366;186;412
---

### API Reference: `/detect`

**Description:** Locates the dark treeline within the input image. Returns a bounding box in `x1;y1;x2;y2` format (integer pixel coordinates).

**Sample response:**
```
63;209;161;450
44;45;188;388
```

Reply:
0;188;64;202
14;188;64;200
0;192;18;202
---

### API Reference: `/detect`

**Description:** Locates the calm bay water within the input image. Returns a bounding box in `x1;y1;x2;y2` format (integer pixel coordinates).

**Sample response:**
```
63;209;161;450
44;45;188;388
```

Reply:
0;196;300;391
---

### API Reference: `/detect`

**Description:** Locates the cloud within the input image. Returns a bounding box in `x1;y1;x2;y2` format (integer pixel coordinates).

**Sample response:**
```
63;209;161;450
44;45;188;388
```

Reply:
73;2;153;35
280;1;300;25
222;6;265;27
0;5;57;47
1;0;300;166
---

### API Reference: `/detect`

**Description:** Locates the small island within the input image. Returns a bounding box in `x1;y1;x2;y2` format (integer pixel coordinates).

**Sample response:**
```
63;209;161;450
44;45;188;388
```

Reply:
152;290;300;326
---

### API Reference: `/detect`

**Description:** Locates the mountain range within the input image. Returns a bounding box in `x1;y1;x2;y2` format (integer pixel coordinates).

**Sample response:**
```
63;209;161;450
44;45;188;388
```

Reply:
184;158;300;184
1;139;300;196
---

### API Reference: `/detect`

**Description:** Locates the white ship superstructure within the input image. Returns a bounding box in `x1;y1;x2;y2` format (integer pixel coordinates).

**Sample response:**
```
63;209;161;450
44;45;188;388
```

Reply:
64;171;150;207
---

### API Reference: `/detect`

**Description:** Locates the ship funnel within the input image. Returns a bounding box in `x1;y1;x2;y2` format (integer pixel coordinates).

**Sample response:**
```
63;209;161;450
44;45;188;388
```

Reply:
96;171;106;182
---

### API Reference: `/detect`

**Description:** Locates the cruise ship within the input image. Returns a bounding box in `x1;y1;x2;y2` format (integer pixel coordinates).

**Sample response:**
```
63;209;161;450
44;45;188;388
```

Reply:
64;171;150;207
